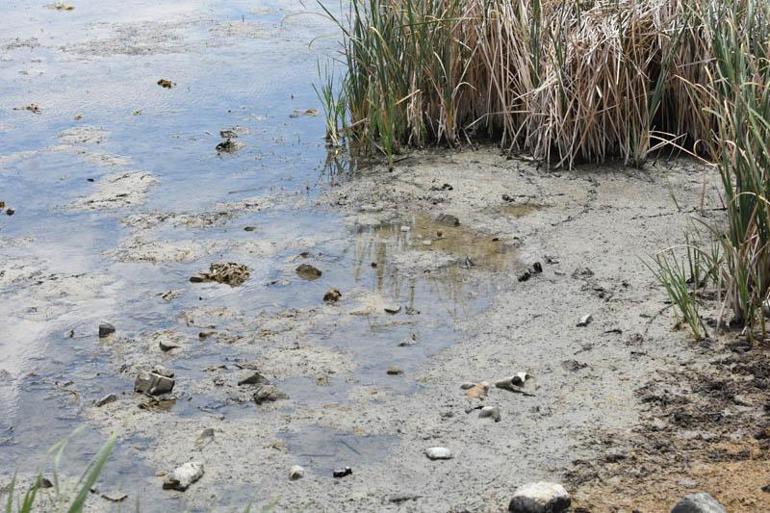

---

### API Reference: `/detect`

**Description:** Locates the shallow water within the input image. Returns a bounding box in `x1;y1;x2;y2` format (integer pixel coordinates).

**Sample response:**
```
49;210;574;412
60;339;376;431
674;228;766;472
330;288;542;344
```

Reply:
0;1;520;509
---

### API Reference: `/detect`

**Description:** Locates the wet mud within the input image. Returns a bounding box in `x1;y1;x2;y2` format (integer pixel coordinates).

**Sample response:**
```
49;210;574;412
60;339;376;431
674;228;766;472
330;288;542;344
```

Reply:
2;1;768;512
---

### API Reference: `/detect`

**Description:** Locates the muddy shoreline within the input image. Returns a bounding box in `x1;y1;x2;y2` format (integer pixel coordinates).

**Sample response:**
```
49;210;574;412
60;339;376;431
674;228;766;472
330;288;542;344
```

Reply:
2;1;769;512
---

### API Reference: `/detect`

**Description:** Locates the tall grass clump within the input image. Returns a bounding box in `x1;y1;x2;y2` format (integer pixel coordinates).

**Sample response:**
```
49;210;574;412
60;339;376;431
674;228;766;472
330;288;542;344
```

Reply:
700;0;770;339
3;435;115;513
319;0;727;168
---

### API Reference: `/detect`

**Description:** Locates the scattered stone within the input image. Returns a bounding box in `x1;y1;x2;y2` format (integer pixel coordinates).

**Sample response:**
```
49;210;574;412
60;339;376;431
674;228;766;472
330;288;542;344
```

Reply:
162;462;204;491
384;304;402;314
425;447;453;460
670;493;726;513
400;225;410;232
253;384;288;405
95;393;117;407
511;372;531;386
244;226;257;232
14;104;40;114
323;288;342;303
238;371;269;386
49;2;75;11
289;465;305;480
98;322;115;338
398;333;418;346
508;482;571;513
479;405;501;422
134;369;175;396
157;79;175;89
5;208;15;216
215;138;244;154
532;262;543;274
333;466;352;478
495;377;535;396
296;264;322;281
435;213;460;227
518;270;531;282
386;366;403;376
577;314;593;327
37;477;53;488
466;382;489;400
158;338;181;352
190;262;250;287
195;428;215;448
152;365;174;378
460;382;476;390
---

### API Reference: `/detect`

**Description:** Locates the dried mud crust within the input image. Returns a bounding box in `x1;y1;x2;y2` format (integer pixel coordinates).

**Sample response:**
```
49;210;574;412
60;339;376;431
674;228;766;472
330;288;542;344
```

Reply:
569;341;770;512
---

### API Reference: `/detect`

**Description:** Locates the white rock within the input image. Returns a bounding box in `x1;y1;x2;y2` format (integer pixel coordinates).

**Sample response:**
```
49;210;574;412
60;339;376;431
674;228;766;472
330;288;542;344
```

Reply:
425;447;453;460
576;314;593;327
479;405;501;422
289;465;305;480
671;493;726;513
508;482;570;513
163;462;204;491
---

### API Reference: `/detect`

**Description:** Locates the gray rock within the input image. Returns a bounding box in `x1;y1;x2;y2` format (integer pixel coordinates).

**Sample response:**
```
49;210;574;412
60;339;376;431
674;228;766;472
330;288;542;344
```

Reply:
158;339;181;352
134;371;175;396
253;384;288;405
425;447;453;460
289;465;305;480
237;371;269;386
671;493;726;513
296;264;322;281
95;393;117;407
98;322;115;338
152;365;174;378
195;428;215;448
508;482;570;513
577;314;593;327
384;304;402;314
162;462;204;491
479;405;502;422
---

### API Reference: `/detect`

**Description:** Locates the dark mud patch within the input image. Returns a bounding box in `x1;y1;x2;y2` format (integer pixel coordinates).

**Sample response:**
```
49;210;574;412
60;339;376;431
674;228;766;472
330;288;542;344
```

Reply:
570;346;770;512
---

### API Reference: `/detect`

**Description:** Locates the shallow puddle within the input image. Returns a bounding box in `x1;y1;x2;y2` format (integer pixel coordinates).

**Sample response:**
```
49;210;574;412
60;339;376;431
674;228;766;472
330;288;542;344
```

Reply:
0;0;523;509
280;426;399;476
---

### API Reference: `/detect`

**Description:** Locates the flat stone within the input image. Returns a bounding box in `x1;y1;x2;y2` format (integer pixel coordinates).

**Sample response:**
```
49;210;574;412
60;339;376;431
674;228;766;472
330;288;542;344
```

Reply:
296;263;322;281
158;339;181;352
577;314;593;327
134;372;175;396
425;447;453;460
98;322;115;338
466;382;489;399
671;493;726;513
384;304;402;314
508;482;570;513
152;365;174;378
237;371;269;386
253;384;288;405
289;465;305;480
95;393;117;407
386;366;403;375
323;288;342;303
333;467;352;478
479;405;502;422
162;462;203;491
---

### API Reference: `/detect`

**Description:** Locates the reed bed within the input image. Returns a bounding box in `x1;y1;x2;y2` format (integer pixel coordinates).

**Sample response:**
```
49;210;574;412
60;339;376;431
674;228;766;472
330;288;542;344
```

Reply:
321;0;770;338
320;0;736;167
